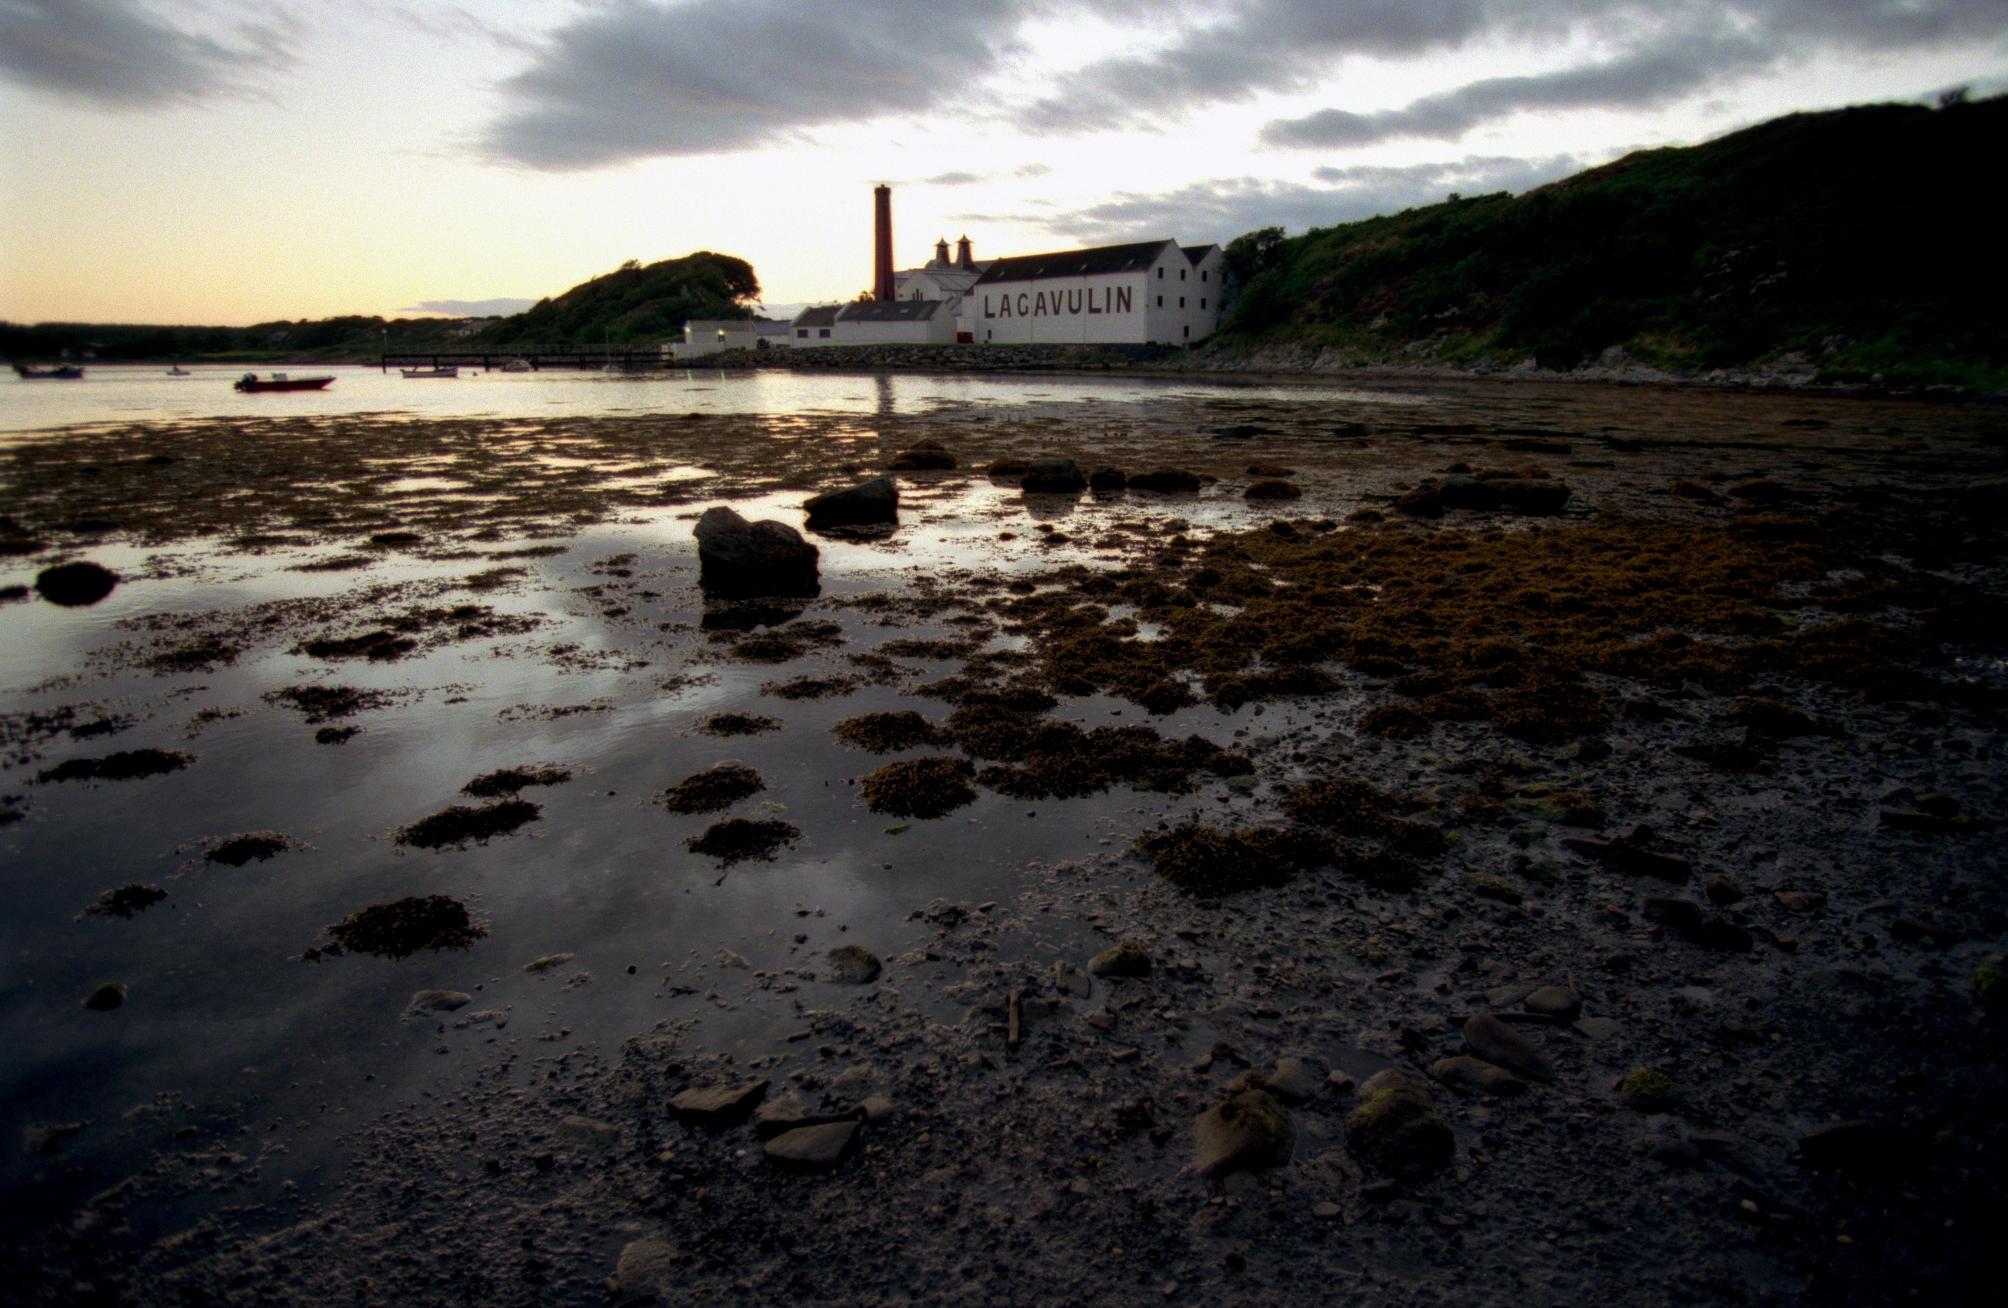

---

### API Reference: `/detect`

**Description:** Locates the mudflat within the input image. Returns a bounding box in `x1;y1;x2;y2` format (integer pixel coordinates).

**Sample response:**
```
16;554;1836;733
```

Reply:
1;375;2002;1305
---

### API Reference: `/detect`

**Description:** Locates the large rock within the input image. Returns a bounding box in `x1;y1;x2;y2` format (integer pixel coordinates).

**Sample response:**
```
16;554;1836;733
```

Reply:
693;507;818;596
1493;478;1571;515
1021;456;1086;494
35;561;119;607
1088;465;1127;493
1086;942;1151;978
803;476;897;530
824;945;882;984
1430;1055;1525;1095
1128;468;1202;494
765;1119;860;1170
669;1078;768;1128
753;1094;861;1139
612;1238;678;1300
1345;1069;1454;1181
1462;1013;1556;1083
888;440;955;471
1192;1088;1294;1178
1437;475;1502;510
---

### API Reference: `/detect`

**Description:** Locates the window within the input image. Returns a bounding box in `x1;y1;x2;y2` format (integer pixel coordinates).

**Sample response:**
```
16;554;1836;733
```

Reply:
819;328;830;338
1180;268;1186;281
796;329;807;338
1182;325;1189;338
1201;270;1208;282
1157;267;1164;279
1201;298;1207;309
1179;297;1185;308
1156;295;1162;307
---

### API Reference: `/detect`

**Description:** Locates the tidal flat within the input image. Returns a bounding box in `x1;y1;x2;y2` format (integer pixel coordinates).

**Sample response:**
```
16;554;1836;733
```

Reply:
1;375;2004;1305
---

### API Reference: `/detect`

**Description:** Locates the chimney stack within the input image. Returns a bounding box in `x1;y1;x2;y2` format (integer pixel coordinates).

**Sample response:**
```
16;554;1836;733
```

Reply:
873;184;895;302
956;235;974;271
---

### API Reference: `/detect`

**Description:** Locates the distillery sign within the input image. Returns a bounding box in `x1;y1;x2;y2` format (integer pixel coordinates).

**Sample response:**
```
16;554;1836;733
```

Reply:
980;285;1136;320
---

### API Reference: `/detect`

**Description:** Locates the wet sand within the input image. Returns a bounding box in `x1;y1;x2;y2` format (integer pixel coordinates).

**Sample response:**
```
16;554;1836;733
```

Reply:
2;375;2004;1305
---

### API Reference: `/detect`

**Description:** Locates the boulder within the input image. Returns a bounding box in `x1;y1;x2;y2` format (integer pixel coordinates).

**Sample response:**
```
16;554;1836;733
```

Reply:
753;1094;860;1139
824;944;882;984
1493;478;1571;515
693;507;818;596
1021;457;1086;494
765;1119;860;1170
1523;983;1583;1021
1245;479;1302;501
1437;475;1502;510
888;440;955;471
1086;942;1151;978
1393;484;1443;517
612;1238;679;1300
1129;468;1202;494
1430;1055;1525;1095
669;1078;768;1128
1088;465;1128;492
1345;1070;1453;1181
803;476;898;530
35;561;119;607
1462;1013;1556;1083
1192;1088;1294;1178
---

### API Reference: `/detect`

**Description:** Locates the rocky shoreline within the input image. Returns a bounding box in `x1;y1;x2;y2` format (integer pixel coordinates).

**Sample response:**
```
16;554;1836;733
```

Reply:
3;379;2003;1305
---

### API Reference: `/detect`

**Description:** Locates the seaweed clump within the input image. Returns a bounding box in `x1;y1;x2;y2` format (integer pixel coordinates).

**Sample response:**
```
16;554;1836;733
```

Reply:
833;711;943;753
858;756;978;819
264;685;396;723
663;763;765;814
37;749;191;783
686;817;800;863
396;800;540;848
81;883;167;918
946;702;1247;800
207;832;296;866
700;713;782;737
463;765;572;798
1134;823;1330;896
314;895;486;959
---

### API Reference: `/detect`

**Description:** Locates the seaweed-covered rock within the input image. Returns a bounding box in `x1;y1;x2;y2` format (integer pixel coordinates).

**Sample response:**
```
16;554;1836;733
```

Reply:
35;561;119;607
824;945;882;984
694;506;819;596
1345;1070;1454;1181
1245;479;1302;501
804;476;898;529
888;440;956;471
1192;1088;1294;1178
1129;468;1202;494
1493;478;1572;515
1087;942;1152;978
82;981;126;1011
1437;475;1502;510
1088;465;1128;492
1021;457;1086;494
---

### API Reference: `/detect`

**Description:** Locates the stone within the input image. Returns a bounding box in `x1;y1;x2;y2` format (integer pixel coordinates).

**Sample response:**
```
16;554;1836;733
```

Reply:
1562;834;1691;882
1192;1088;1294;1178
803;476;898;529
1618;1067;1675;1112
1491;479;1571;515
1345;1071;1454;1181
669;1078;768;1127
888;440;955;471
1798;1119;1905;1172
1244;479;1302;501
1524;984;1582;1021
1262;1057;1324;1104
765;1119;860;1169
1088;465;1127;492
1312;1201;1342;1219
1705;874;1743;906
1643;897;1753;952
1774;890;1827;913
1020;456;1086;494
613;1237;678;1299
856;1094;898;1123
35;561;119;607
1128;468;1202;494
1462;1013;1556;1083
557;1115;621;1149
1436;475;1502;510
753;1094;859;1139
82;981;125;1011
1429;1055;1525;1095
693;506;819;596
1393;485;1442;517
402;989;471;1019
1465;872;1523;904
824;945;882;984
1087;942;1151;978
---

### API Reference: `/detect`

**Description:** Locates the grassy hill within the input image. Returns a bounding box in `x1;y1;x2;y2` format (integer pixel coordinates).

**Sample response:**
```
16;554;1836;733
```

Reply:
1219;95;2006;389
480;252;758;347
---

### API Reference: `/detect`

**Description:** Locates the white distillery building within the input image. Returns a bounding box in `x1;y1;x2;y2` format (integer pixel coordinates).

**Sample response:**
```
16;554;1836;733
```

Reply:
786;299;956;347
964;239;1224;346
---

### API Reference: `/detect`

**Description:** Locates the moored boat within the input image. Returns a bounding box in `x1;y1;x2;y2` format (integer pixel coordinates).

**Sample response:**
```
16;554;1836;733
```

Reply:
167;366;192;376
13;363;85;379
400;365;459;379
499;358;532;372
234;372;334;393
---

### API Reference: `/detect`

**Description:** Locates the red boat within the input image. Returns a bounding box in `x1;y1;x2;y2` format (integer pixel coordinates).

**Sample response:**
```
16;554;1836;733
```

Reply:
234;372;334;392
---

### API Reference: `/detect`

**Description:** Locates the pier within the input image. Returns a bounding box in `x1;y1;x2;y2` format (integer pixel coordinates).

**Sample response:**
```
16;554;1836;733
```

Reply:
378;344;667;371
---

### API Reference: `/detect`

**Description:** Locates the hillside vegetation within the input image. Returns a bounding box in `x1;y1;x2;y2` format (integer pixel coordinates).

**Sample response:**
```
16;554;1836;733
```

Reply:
481;251;758;346
1220;96;2006;389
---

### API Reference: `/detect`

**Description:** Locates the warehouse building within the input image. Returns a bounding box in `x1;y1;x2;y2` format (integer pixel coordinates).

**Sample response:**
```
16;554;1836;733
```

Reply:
966;239;1223;345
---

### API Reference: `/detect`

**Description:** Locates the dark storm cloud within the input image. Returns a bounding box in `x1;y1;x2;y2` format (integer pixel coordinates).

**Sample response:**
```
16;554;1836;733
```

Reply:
0;0;295;108
478;0;1040;170
1020;0;2007;137
983;152;1587;245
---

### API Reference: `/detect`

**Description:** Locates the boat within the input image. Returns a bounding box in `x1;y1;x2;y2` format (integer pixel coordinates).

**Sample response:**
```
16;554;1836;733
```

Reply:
499;358;532;372
13;363;84;379
234;372;333;393
167;366;191;376
400;365;458;379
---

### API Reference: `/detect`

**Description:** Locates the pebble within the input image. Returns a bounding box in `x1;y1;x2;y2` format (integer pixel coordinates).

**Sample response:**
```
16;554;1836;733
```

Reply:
401;989;471;1020
1429;1055;1525;1095
1462;1013;1556;1083
1523;984;1582;1021
669;1079;769;1128
765;1119;860;1170
1087;942;1152;978
613;1237;678;1299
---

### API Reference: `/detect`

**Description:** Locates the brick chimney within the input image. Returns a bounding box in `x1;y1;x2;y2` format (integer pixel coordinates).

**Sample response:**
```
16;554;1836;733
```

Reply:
873;184;894;302
956;235;974;271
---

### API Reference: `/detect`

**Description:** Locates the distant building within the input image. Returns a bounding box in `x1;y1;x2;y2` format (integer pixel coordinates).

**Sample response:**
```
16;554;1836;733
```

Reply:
672;319;758;360
966;239;1223;346
833;298;956;345
791;304;842;346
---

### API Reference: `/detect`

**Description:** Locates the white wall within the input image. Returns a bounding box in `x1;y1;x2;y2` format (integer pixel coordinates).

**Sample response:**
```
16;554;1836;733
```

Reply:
833;312;955;345
963;271;1151;344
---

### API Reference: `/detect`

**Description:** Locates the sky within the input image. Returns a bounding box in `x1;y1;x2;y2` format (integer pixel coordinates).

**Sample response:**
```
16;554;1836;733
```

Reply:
1;0;2001;326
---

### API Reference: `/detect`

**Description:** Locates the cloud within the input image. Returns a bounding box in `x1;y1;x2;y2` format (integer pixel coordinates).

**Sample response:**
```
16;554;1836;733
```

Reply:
0;0;295;108
478;0;1039;170
989;153;1587;246
1020;0;2008;136
401;298;535;317
925;171;989;186
1262;30;1767;148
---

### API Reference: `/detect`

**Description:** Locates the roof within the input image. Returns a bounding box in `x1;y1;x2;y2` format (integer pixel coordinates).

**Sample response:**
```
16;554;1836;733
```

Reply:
898;267;984;293
753;318;793;332
973;239;1178;285
837;299;947;322
1182;244;1221;263
793;305;842;328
